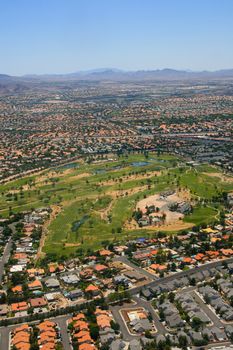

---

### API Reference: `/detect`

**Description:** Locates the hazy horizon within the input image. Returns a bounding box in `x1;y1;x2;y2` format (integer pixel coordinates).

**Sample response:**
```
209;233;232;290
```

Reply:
3;66;233;78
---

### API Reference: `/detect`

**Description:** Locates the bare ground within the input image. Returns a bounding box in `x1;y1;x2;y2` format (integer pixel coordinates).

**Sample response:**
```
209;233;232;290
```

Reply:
124;217;193;232
64;243;81;247
124;189;193;232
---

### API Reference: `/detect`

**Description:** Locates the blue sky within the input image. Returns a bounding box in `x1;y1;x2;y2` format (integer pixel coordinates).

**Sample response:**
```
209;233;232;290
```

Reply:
0;0;233;75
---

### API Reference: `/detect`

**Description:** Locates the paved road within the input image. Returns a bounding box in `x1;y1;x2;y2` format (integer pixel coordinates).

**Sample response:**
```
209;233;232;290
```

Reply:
191;290;224;328
128;257;233;296
110;302;138;341
114;256;158;281
132;296;167;334
0;314;72;350
110;296;167;341
0;237;12;284
0;222;18;284
53;315;72;350
1;256;233;348
0;326;11;350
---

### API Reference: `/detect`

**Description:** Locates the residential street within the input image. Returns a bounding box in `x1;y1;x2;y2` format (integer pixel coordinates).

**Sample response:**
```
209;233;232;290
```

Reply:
110;301;141;341
0;222;17;284
128;257;233;296
191;290;224;328
0;326;10;350
132;296;167;334
52;315;72;350
114;255;158;280
0;315;72;350
110;296;167;342
0;237;12;284
1;256;233;349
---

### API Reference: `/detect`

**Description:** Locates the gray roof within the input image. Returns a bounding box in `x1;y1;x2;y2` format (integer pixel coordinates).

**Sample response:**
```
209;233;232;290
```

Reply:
225;324;233;336
210;326;227;340
166;314;184;328
68;288;83;298
191;311;210;323
202;327;214;340
156;334;166;344
131;319;152;332
124;270;145;281
141;288;152;299
60;273;79;284
129;339;142;350
189;331;203;342
110;339;126;350
44;277;60;288
100;332;116;344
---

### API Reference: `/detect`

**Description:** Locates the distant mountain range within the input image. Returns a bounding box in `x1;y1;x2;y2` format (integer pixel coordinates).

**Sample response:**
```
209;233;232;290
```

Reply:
0;74;11;79
1;69;233;86
18;68;233;81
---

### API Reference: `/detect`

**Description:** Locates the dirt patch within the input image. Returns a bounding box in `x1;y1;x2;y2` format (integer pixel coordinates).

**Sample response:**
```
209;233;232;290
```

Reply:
124;190;193;231
136;193;184;222
35;168;89;187
156;221;193;231
8;184;31;193
64;243;81;247
98;199;115;221
124;217;193;232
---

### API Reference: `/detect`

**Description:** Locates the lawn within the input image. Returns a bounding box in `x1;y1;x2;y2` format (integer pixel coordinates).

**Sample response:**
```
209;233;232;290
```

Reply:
183;206;219;226
1;152;232;257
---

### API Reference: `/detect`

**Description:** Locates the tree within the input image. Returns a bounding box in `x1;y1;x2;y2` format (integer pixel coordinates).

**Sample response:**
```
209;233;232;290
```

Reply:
110;320;120;332
145;330;153;338
178;335;188;349
191;317;203;331
190;277;196;286
89;324;99;341
168;292;175;303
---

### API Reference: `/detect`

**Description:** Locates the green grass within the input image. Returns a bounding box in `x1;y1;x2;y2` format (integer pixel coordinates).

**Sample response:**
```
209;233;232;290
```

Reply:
184;206;219;226
1;152;232;257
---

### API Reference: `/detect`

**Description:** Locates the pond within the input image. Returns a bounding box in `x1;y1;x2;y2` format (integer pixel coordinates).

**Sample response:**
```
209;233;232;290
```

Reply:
71;215;89;232
131;161;151;167
111;165;124;170
94;169;106;174
57;162;79;170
